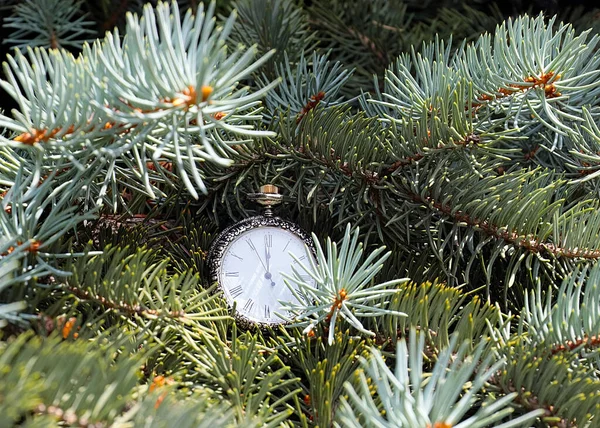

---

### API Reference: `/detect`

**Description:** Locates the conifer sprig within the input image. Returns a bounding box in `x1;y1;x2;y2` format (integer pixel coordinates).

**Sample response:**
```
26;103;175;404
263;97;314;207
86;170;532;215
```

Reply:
61;246;229;327
2;0;96;49
0;0;278;201
459;15;600;147
228;0;315;79
261;51;353;124
0;333;239;427
0;168;97;319
365;280;500;352
336;329;545;427
282;223;408;345
487;329;600;425
521;263;600;358
180;326;300;426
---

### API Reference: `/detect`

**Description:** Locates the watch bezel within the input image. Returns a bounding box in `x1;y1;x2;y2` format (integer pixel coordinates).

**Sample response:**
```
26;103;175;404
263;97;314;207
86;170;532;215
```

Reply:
207;215;317;330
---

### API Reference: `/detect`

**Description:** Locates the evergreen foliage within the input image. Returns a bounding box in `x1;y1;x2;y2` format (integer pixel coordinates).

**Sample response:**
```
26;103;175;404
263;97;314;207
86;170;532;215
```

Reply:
1;0;600;426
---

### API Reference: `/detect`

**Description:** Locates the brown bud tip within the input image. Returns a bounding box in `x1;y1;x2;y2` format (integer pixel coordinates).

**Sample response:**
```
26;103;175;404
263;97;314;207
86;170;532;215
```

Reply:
201;85;213;102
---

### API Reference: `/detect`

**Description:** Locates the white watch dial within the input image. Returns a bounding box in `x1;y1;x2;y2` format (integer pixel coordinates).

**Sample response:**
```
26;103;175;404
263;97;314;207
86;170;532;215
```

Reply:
218;226;315;324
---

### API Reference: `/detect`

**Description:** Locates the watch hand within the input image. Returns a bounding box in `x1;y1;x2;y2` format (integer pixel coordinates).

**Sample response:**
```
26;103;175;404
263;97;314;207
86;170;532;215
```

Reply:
247;239;268;271
265;243;275;286
265;244;271;273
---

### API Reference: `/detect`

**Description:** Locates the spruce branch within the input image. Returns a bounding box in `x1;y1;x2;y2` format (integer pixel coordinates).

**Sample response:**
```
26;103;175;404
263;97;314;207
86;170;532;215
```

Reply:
0;0;279;202
268;107;399;237
272;327;369;427
336;329;544;428
282;223;408;345
114;387;235;428
228;0;315;79
292;107;392;186
89;0;278;199
0;333;141;426
487;334;600;426
163;214;217;277
179;325;300;426
486;274;600;426
60;245;229;328
521;263;600;358
0;167;98;315
308;0;418;96
392;164;600;291
0;332;240;427
364;14;600;177
2;0;96;49
408;179;595;259
565;108;600;184
368;37;461;120
260;51;353;125
458;14;600;148
367;280;500;353
426;4;503;43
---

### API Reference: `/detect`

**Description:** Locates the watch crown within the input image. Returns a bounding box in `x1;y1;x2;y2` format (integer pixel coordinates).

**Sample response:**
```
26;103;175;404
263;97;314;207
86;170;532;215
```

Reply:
248;184;283;215
260;184;279;194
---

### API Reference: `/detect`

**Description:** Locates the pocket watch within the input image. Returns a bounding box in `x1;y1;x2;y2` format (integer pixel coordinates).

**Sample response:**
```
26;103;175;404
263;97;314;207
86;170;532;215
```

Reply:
208;185;317;328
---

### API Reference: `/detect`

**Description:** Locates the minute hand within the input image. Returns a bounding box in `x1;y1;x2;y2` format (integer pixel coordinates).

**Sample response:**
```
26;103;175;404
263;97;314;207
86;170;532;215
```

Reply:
247;240;268;271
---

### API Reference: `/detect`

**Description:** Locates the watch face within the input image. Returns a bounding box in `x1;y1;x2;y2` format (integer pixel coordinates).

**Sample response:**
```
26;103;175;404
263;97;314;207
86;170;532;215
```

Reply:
209;217;316;327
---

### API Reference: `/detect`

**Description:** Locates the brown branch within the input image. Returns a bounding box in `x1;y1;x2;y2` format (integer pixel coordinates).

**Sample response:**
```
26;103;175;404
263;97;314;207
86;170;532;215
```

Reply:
385;153;425;174
323;288;348;324
551;334;600;355
14;125;75;145
308;14;387;65
299;141;380;185
371;20;403;33
384;133;481;175
65;286;186;319
49;30;58;49
13;84;211;146
523;144;540;161
1;239;42;256
102;0;129;31
297;91;326;124
409;191;600;260
472;71;561;110
347;27;386;64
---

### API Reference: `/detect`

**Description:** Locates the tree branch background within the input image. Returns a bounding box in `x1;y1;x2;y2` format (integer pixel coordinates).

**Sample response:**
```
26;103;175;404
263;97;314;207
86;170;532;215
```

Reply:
1;0;600;427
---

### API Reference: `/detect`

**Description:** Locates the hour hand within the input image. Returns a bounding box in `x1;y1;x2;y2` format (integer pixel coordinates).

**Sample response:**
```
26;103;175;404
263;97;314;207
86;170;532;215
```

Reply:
264;245;276;286
265;245;271;273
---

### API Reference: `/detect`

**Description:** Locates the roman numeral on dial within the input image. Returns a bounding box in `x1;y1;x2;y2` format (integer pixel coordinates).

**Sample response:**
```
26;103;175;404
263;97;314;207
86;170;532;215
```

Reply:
294;255;307;264
243;299;254;312
230;285;243;298
264;234;272;247
225;271;239;277
264;305;270;319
